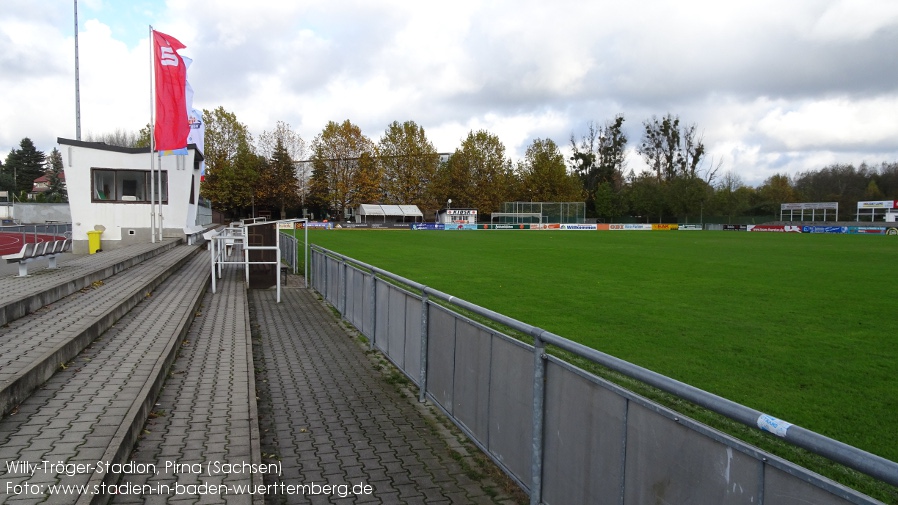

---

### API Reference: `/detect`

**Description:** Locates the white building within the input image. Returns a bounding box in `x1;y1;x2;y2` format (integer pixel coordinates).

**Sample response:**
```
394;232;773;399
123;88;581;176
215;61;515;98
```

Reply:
58;138;206;254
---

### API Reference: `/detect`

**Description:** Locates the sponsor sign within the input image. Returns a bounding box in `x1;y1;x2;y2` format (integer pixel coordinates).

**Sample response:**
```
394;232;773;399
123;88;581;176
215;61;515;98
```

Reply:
608;223;653;230
306;222;332;229
446;209;477;215
560;224;597;230
857;200;898;209
678;224;702;230
723;225;747;231
848;226;887;235
652;224;679;231
489;224;530;230
443;224;478;231
411;223;444;230
747;225;801;233
801;226;848;234
781;202;838;210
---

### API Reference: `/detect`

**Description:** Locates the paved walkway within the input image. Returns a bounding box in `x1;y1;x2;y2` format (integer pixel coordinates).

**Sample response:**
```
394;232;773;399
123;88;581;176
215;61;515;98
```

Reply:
251;285;526;504
113;265;262;505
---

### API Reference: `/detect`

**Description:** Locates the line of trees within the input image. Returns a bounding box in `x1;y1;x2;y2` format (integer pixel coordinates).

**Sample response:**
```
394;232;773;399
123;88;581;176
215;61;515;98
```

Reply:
1;139;68;203
8;109;898;222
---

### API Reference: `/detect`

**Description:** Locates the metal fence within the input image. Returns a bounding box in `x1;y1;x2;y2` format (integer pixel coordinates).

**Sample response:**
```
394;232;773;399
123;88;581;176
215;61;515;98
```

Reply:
309;245;896;505
0;223;72;241
502;202;586;224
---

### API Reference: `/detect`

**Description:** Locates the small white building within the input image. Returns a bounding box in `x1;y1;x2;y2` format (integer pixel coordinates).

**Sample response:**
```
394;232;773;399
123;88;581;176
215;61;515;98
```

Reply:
58;138;205;254
436;208;478;225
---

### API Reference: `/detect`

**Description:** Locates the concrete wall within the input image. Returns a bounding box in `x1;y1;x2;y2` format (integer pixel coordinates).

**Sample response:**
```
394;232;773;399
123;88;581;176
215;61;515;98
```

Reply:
13;203;72;224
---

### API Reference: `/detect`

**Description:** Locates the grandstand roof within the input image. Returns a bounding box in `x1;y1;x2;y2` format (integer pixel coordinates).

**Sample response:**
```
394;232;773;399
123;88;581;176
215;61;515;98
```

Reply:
358;204;423;217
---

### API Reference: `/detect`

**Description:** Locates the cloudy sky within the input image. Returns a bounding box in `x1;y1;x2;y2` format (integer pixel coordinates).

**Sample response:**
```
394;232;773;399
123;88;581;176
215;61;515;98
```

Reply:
3;0;898;185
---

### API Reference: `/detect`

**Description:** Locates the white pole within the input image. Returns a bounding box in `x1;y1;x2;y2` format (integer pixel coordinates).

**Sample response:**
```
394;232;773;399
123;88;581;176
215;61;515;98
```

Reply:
149;26;156;243
74;0;81;141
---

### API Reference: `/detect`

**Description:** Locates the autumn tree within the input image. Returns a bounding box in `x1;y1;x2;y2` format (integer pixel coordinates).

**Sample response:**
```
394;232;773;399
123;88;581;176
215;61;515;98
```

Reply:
713;171;752;222
256;138;300;219
433;130;516;215
569;115;627;217
756;173;798;215
519;138;581;202
308;120;376;219
258;121;308;209
637;114;717;183
625;171;666;223
378;121;440;212
200;107;258;215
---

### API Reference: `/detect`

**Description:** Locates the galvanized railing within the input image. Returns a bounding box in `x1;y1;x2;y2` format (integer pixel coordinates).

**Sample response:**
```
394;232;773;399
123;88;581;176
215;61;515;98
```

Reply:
309;245;897;505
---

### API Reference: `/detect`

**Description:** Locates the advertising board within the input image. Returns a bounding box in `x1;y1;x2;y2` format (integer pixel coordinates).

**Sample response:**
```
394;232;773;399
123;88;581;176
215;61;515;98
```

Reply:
609;224;653;231
849;227;887;235
559;224;597;230
747;225;801;233
801;226;848;234
722;225;747;231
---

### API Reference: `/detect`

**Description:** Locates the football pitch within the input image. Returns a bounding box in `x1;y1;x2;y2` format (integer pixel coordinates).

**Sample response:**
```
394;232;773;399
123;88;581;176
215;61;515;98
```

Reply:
301;229;897;465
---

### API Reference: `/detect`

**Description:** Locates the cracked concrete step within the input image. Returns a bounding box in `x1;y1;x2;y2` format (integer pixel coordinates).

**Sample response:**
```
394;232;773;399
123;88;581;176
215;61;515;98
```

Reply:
0;252;210;505
0;244;202;418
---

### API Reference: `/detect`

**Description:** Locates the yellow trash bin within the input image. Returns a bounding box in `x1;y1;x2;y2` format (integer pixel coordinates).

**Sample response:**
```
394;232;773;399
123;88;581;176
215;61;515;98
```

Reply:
87;230;102;254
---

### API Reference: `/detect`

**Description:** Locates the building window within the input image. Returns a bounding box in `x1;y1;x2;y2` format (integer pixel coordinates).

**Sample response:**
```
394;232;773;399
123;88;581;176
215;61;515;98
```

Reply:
91;169;167;203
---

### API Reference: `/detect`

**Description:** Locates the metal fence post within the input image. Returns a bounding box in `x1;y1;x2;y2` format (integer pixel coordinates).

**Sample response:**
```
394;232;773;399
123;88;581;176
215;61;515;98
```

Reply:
418;289;429;403
340;258;347;317
530;331;547;505
369;274;377;351
322;251;328;301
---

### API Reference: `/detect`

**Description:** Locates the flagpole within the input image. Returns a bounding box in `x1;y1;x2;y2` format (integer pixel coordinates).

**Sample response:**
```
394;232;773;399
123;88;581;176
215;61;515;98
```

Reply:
149;25;156;243
74;0;81;140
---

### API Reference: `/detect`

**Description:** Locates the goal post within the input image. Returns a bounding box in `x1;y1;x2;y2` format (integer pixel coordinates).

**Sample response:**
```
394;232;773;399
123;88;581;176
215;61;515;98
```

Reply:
490;213;545;225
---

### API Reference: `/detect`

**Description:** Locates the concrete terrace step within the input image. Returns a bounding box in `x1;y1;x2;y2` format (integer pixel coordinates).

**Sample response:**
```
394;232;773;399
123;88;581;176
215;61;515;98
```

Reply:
0;239;182;328
0;244;202;418
0;252;210;505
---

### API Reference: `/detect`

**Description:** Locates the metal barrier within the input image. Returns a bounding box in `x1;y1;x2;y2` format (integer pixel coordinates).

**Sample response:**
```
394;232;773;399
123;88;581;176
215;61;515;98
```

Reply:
0;223;73;242
310;245;896;505
205;223;282;302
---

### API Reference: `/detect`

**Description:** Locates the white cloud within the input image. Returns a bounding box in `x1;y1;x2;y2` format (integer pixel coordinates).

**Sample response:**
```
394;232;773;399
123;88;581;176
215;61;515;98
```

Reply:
3;0;898;191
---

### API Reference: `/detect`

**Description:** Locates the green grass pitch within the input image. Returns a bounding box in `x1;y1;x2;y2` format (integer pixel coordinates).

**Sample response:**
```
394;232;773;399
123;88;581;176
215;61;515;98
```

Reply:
300;229;897;465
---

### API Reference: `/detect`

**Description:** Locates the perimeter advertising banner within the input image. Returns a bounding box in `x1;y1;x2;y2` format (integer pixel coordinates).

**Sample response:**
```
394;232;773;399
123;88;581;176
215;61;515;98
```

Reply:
485;224;531;230
652;224;679;231
443;224;479;230
678;224;702;230
560;224;598;230
411;223;444;230
801;226;848;234
723;225;747;231
609;224;653;231
747;225;802;233
848;226;898;235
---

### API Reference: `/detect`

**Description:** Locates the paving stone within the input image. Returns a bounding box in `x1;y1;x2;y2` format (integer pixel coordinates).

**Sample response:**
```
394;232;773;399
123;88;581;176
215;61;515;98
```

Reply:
252;283;525;505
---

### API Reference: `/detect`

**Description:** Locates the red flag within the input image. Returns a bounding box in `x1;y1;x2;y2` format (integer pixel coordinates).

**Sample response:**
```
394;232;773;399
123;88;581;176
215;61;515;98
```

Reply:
153;30;188;151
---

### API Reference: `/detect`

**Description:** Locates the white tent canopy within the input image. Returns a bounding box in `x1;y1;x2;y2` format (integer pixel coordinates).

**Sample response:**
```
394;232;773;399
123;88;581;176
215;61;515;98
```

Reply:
357;204;423;222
